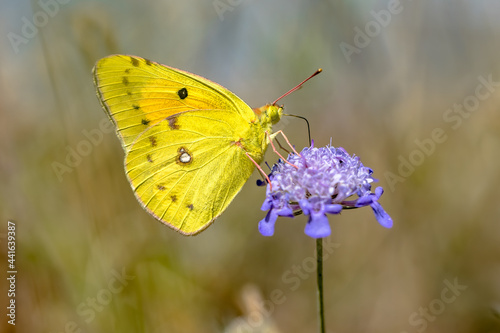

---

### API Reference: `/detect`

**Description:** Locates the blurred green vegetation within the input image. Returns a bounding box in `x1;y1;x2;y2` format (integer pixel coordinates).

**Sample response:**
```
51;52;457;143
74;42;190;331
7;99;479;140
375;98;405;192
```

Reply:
2;1;500;332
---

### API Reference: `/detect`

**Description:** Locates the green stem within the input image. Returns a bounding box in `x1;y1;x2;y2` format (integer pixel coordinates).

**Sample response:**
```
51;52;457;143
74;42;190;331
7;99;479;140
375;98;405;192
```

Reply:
316;237;325;333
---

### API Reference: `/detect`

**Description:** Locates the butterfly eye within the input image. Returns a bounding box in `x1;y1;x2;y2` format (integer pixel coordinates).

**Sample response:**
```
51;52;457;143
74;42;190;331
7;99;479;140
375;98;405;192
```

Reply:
268;105;283;124
177;88;188;99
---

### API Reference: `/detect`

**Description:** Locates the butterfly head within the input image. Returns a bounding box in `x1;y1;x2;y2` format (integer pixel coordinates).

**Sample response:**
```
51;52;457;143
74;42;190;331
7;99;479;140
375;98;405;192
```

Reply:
253;104;284;125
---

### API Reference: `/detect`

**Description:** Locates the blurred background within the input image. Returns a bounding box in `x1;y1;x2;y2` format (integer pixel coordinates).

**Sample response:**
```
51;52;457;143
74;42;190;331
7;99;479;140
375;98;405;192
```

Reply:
2;0;500;332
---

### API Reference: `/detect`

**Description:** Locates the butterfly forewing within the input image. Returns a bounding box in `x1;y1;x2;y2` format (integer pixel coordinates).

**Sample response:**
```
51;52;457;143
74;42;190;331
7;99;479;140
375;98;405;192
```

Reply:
93;55;255;151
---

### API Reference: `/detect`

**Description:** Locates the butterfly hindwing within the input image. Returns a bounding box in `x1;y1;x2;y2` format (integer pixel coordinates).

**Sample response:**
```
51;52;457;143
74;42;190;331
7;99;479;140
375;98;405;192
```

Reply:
126;110;255;234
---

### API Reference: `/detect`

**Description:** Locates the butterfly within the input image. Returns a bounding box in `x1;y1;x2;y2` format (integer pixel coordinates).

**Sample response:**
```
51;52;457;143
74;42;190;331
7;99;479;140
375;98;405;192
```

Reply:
92;55;292;235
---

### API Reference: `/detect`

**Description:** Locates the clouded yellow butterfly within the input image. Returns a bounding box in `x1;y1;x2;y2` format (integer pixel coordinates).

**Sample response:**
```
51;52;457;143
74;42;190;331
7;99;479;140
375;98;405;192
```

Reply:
93;55;288;235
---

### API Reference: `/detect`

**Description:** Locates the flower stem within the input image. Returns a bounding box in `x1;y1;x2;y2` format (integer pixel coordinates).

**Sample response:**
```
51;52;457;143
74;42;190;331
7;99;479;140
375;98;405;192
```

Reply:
316;237;325;333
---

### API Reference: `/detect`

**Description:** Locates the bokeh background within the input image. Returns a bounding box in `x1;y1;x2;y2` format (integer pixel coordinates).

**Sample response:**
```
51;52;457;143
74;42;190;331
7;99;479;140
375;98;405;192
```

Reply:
2;0;500;332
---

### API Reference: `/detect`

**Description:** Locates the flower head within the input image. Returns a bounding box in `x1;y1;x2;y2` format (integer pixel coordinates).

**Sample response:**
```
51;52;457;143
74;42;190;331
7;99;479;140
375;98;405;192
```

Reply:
258;143;393;238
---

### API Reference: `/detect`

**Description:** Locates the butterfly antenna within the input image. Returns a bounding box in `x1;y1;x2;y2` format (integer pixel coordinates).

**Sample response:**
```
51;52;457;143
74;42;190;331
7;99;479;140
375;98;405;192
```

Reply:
283;114;312;146
272;68;323;105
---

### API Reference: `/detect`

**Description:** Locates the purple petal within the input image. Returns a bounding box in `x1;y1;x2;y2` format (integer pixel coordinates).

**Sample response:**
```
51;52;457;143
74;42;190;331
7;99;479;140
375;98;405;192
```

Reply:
374;186;384;199
258;210;279;236
370;202;393;228
304;212;331;238
336;147;348;155
260;197;272;211
324;204;343;214
355;195;374;207
277;206;294;218
298;199;312;215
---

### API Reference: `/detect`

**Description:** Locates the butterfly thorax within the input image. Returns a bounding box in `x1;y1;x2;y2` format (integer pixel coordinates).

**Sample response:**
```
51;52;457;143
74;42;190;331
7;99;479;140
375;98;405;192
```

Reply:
237;104;283;163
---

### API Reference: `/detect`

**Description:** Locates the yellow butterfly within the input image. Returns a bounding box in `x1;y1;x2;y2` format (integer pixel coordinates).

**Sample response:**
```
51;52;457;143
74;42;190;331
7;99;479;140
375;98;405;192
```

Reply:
93;55;289;235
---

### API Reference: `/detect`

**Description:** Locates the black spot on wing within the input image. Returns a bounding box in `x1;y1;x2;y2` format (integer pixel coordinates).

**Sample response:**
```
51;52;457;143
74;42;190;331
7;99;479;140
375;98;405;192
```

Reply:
168;116;179;130
122;77;129;85
177;88;188;100
130;57;139;67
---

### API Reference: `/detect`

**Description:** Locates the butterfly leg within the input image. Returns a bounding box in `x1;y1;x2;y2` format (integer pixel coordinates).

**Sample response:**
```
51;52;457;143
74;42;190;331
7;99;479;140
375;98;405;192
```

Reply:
269;130;301;157
274;138;291;155
267;131;300;170
232;140;274;190
243;151;274;191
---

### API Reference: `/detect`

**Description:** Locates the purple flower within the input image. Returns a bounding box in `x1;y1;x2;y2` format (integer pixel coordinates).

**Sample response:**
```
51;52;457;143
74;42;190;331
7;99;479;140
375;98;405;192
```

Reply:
258;143;393;238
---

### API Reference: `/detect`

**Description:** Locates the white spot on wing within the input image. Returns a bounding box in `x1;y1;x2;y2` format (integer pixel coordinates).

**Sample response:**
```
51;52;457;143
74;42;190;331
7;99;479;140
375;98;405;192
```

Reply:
179;148;191;163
